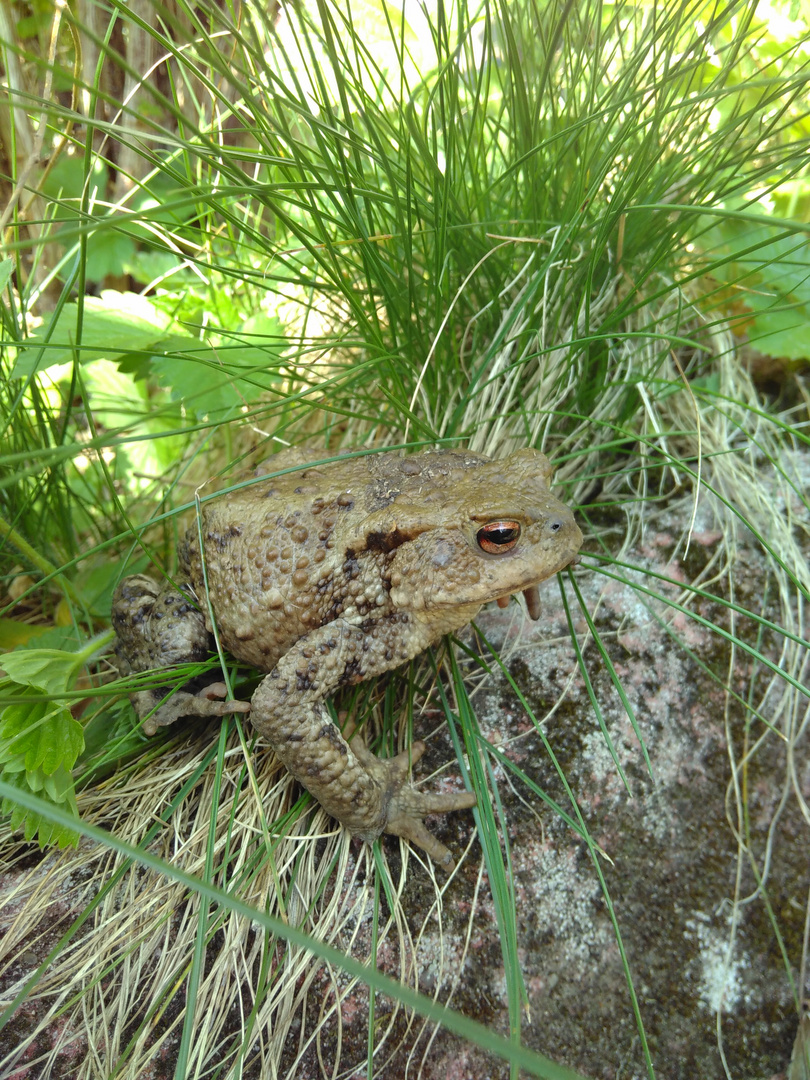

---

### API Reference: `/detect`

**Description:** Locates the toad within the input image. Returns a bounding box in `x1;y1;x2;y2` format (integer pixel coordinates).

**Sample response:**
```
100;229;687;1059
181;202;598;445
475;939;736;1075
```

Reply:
112;447;583;869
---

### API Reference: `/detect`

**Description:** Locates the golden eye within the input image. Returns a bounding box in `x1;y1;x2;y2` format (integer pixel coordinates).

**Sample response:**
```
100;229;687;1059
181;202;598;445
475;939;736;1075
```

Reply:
477;521;521;554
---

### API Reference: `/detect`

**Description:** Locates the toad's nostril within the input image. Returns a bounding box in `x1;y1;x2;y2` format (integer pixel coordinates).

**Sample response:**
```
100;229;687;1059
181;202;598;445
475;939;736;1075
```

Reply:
548;518;564;533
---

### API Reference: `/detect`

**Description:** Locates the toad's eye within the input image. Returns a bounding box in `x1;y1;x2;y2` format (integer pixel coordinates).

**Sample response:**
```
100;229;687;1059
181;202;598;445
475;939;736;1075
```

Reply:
477;521;521;554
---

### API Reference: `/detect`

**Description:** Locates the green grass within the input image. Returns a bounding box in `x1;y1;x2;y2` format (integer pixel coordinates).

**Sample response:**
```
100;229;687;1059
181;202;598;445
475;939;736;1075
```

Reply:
1;0;809;1076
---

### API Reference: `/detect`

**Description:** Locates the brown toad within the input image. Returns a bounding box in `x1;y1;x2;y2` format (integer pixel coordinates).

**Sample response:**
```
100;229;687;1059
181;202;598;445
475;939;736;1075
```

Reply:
112;447;583;869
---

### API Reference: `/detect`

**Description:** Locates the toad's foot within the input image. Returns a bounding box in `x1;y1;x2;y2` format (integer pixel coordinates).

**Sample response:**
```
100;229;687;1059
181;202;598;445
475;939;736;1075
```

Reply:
343;720;476;870
134;682;251;736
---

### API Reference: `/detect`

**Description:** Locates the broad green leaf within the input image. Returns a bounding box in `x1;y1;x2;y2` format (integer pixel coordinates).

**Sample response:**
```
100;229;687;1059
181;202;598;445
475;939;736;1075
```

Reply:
0;751;27;772
0;693;84;773
0;764;81;846
746;307;810;360
0;682;83;846
84;231;137;286
698;217;810;360
0;618;49;649
1;766;79;848
150;317;286;420
43;763;75;802
83;358;149;438
9;624;87;653
11;291;194;378
25;765;45;791
40;154;108;211
1;648;83;693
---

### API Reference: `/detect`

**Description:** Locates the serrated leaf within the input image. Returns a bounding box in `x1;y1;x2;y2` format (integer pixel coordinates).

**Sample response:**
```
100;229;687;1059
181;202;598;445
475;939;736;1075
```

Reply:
83;357;148;433
0;691;84;773
1;648;83;693
0;691;49;746
83;231;136;284
1;763;80;848
744;306;810;359
0;751;28;772
11;291;194;378
698;217;810;360
26;766;45;791
43;763;75;802
23;808;41;843
150;317;286;421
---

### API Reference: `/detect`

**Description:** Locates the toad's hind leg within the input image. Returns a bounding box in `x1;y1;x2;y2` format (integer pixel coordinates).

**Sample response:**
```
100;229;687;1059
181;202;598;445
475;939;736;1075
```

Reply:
249;617;476;870
112;574;250;734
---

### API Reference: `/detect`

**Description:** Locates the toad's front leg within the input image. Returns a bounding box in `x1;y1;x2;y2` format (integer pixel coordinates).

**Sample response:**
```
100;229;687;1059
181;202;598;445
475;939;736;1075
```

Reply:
249;617;476;870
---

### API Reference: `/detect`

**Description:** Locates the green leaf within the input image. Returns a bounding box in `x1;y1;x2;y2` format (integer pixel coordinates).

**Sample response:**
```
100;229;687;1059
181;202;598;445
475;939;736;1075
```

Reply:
40;155;108;208
11;291;194;378
82;358;149;438
0;751;28;773
82;231;137;284
0;257;13;293
698;217;810;361
1;648;83;693
0;769;79;848
43;763;75;802
0;618;50;650
35;157;140;284
25;764;45;791
0;680;83;846
150;316;286;420
0;692;84;773
10;624;88;653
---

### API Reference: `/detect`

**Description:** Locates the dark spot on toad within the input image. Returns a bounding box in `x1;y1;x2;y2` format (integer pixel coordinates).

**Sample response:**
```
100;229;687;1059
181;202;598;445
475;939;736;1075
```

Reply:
296;671;314;691
339;657;364;685
318;600;344;626
206;524;242;551
365;527;416;553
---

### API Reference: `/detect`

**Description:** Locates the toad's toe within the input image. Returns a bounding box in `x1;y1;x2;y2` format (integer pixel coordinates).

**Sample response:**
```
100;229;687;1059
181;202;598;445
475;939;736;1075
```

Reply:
382;777;476;870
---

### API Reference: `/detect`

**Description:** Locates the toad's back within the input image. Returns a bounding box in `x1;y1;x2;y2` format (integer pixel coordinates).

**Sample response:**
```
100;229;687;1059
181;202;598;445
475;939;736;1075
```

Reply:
183;447;582;672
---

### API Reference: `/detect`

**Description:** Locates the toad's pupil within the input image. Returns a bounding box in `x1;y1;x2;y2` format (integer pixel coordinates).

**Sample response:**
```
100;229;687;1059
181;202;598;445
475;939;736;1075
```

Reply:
477;522;521;552
487;527;518;544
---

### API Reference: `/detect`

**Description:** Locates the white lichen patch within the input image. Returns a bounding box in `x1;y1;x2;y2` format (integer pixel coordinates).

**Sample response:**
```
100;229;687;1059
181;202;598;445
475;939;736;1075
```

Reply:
513;843;612;973
684;912;752;1013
